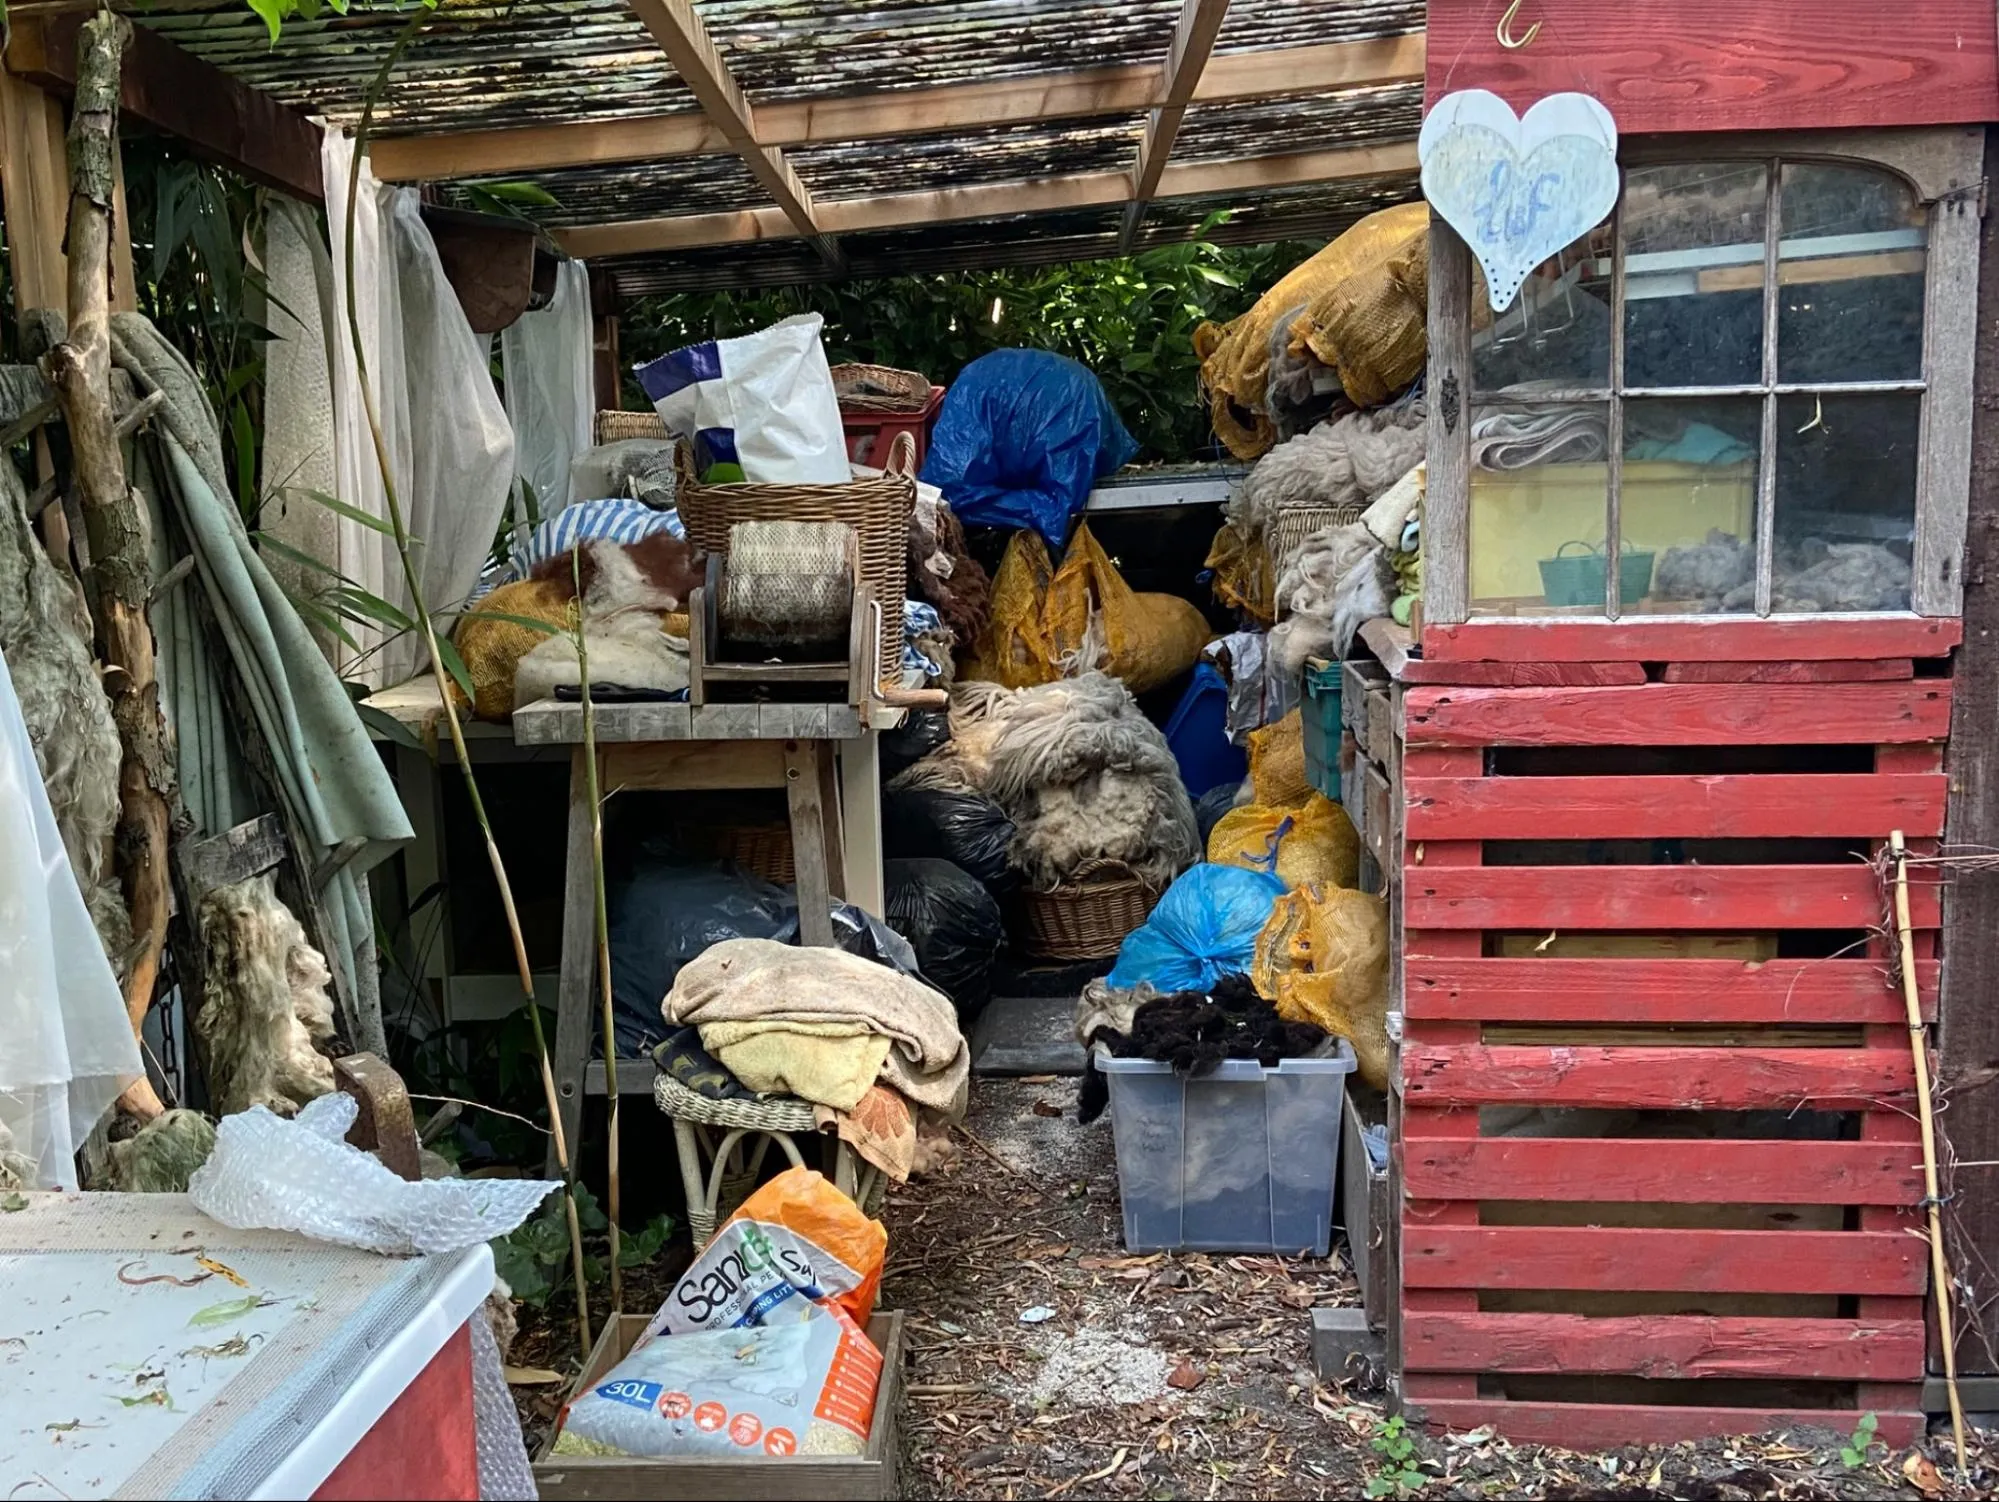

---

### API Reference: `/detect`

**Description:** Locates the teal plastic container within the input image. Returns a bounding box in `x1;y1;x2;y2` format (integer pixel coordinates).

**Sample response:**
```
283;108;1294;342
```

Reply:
1301;660;1342;801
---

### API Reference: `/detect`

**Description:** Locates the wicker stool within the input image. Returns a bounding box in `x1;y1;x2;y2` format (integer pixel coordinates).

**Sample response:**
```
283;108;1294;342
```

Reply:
653;1071;887;1248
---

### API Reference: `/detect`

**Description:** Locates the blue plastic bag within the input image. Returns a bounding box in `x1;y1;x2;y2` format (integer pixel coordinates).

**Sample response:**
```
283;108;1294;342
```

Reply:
919;349;1139;548
1106;863;1287;994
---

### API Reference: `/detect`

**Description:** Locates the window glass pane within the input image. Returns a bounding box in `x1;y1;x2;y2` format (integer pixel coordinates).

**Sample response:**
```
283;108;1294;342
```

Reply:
1622;163;1768;389
1626;397;1761;614
1770;392;1918;612
1778;163;1927;384
1469;399;1610;615
1472;225;1612;394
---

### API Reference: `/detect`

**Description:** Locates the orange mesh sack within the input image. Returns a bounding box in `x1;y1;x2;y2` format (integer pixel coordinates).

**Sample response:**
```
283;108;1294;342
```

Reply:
1247;708;1314;808
959;530;1061;688
962;524;1208;694
1199;203;1432;460
1293;226;1495;408
1208;793;1359;890
1251;885;1390;1089
451;577;572;721
1204;520;1275;626
1047;523;1209;694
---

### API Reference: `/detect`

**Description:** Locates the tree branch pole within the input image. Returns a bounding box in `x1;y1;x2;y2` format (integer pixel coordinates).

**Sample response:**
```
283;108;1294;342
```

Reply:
339;14;589;1352
1891;831;1967;1471
44;11;167;1121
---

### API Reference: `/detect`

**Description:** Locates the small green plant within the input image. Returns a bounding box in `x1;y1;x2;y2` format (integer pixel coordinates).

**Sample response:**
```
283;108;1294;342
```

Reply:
1840;1411;1880;1469
492;1184;675;1309
1366;1415;1425;1498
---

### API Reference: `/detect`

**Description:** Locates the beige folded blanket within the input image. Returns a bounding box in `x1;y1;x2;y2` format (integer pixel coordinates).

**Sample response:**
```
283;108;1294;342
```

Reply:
666;939;968;1117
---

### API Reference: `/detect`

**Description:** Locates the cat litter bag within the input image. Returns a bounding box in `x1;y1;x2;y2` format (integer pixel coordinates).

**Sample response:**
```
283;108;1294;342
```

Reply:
552;1299;883;1459
644;1166;886;1337
634;313;849;484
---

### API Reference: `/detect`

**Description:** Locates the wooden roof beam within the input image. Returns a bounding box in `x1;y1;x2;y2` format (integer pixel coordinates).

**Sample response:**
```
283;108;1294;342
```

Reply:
556;138;1418;259
1121;0;1232;250
6;13;324;203
623;0;841;269
366;34;1426;182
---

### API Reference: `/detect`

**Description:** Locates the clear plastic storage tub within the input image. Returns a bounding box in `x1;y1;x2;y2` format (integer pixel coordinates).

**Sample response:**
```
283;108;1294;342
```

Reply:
1096;1042;1358;1256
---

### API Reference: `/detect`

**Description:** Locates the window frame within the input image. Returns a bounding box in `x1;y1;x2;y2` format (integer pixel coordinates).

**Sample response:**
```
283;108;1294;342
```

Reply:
1423;126;1984;625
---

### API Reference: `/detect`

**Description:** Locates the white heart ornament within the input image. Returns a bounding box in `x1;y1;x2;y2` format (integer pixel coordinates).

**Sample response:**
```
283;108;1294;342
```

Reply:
1419;89;1620;312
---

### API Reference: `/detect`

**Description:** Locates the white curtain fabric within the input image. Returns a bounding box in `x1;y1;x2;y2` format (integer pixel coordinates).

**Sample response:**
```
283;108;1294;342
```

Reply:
0;645;141;1190
320;130;398;687
501;257;594;524
320;131;515;686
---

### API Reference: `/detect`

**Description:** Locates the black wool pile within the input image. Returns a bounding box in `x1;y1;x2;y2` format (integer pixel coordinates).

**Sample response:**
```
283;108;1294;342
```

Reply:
1077;974;1330;1124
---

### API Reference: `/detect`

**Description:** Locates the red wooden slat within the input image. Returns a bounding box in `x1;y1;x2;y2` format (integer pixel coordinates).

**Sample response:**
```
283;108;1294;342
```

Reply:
1402;865;1939;931
1396;659;1650;687
1661;659;1915;683
1400;1044;1916;1110
1418;618;1961;663
1424;0;1999;133
1403;957;1940;1024
1402;1137;1924;1206
1407;1399;1924;1450
1401;683;1951;746
1402;1312;1922;1380
1403;772;1947;840
1402;1225;1926;1295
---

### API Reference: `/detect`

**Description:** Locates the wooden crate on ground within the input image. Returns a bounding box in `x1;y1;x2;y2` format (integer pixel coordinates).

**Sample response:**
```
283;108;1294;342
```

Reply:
1395;662;1947;1449
534;1312;903;1500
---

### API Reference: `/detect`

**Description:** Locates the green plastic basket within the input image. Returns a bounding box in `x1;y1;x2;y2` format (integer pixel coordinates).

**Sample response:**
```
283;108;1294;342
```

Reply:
1301;659;1342;802
1537;541;1655;608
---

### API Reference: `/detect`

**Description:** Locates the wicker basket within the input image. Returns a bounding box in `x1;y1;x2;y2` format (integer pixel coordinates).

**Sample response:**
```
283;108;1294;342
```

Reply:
1269;504;1366;582
595;408;668;445
675;431;916;687
714;822;795;885
830;362;933;415
1012;860;1162;962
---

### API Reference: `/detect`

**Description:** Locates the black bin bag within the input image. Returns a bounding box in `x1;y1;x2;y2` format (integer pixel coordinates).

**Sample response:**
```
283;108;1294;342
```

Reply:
884;858;1006;1024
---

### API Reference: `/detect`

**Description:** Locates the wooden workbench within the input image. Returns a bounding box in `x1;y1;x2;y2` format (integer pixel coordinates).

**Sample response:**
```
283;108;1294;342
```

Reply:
510;697;889;1175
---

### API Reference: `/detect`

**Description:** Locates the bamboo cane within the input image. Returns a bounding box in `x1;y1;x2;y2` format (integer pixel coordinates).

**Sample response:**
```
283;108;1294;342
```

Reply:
338;14;591;1354
573;544;622;1315
1890;830;1965;1470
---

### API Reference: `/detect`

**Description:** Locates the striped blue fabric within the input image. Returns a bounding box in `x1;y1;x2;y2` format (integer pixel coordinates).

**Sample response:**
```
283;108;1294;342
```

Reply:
466;498;685;604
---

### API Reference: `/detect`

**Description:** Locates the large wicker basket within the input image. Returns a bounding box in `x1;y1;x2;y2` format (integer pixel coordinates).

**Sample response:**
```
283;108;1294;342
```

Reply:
829;362;933;414
1270;503;1366;583
1012;860;1161;962
675;431;916;687
595;408;668;445
713;822;795;886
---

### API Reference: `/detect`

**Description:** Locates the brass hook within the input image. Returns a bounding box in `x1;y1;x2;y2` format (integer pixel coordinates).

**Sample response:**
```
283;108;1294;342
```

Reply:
1497;0;1541;49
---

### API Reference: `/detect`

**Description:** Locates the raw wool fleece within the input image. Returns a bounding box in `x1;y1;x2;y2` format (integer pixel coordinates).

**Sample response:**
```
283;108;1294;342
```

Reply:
460;532;703;718
193;873;339;1117
1233;406;1426;541
0;450;128;967
108;1109;217;1191
1268;522;1391;674
513;610;690;709
897;674;1198;891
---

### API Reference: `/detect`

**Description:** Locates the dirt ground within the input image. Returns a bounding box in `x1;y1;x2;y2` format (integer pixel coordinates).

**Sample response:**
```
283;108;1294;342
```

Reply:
876;1080;1999;1502
512;1075;1999;1500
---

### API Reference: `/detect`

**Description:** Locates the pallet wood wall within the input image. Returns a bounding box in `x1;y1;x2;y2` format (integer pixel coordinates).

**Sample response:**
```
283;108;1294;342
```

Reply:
1424;0;1999;135
1389;630;1948;1448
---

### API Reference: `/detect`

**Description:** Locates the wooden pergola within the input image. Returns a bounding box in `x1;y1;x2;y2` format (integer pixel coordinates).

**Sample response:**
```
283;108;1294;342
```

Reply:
0;0;1426;298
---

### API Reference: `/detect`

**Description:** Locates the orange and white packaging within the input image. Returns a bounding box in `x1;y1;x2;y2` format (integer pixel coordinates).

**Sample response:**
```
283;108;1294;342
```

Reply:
550;1168;888;1460
647;1166;885;1337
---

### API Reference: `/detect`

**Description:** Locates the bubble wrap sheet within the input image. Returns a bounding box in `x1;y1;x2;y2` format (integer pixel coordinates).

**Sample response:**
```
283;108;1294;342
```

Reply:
189;1093;558;1255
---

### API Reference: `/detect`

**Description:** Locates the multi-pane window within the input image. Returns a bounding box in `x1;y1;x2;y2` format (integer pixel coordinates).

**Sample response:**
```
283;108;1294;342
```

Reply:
1462;158;1930;618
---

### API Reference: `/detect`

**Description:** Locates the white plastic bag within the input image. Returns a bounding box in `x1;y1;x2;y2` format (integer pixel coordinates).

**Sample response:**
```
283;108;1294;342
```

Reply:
635;313;848;484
